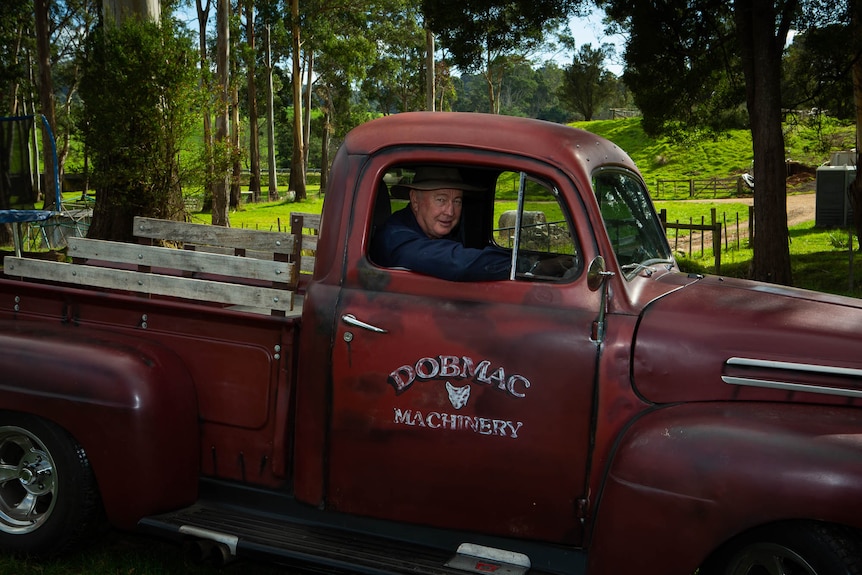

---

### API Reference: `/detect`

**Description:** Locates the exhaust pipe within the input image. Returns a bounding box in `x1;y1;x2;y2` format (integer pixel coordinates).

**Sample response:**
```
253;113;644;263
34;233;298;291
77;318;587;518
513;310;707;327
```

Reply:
179;525;239;565
184;539;217;564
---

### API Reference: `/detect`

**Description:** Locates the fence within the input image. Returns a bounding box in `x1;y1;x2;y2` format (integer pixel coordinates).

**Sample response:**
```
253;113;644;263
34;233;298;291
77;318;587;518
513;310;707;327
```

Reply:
653;177;747;200
659;206;755;274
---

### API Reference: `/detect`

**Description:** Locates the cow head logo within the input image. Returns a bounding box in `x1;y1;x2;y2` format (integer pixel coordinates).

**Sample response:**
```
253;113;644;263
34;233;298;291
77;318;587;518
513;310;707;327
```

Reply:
445;382;471;409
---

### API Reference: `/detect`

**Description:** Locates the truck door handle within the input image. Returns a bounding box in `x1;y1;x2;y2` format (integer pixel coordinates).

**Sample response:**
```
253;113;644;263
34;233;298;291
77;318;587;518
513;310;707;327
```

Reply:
341;314;388;334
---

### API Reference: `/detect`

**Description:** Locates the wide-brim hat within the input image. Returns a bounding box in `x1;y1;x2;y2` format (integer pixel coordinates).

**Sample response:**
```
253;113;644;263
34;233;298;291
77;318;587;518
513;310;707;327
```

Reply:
392;166;483;196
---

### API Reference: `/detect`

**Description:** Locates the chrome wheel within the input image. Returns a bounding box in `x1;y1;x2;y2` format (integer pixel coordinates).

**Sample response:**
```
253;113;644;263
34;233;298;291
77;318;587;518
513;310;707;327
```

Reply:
0;413;103;556
724;541;818;575
702;522;862;575
0;426;58;535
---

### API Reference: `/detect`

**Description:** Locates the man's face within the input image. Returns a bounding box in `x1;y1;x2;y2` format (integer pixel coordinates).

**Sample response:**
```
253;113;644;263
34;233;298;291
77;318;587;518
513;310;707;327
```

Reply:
410;188;463;239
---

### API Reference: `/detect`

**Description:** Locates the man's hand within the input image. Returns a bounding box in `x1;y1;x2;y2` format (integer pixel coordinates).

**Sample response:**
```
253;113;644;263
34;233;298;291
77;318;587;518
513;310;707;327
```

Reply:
532;254;576;277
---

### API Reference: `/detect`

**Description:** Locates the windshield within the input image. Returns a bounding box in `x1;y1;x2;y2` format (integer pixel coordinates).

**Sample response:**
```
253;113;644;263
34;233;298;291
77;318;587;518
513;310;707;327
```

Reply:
592;169;674;279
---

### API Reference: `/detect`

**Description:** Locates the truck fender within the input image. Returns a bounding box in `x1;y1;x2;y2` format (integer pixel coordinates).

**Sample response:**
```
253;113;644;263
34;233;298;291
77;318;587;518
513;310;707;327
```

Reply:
0;321;199;529
586;402;862;575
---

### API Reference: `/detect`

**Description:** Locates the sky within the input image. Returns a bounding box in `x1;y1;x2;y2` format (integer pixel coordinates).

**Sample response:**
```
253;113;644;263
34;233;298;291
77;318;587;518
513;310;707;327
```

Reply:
557;9;626;76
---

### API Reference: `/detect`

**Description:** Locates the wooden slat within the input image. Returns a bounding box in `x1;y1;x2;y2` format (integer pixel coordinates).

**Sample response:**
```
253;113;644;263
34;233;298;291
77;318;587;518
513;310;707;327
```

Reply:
301;235;318;251
67;237;295;284
291;213;321;231
3;257;293;312
133;216;296;254
290;212;320;278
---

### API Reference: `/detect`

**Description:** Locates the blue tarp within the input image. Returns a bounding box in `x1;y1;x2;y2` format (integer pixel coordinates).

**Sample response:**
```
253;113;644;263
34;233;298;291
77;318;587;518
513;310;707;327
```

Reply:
0;115;61;223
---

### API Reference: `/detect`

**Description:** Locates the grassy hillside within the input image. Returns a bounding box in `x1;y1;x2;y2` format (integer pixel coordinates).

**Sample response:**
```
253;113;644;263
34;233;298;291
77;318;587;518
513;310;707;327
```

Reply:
574;116;856;186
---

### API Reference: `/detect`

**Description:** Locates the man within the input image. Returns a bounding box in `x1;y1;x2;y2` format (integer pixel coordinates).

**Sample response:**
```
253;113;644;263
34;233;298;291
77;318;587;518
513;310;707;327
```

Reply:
372;166;575;281
371;166;512;281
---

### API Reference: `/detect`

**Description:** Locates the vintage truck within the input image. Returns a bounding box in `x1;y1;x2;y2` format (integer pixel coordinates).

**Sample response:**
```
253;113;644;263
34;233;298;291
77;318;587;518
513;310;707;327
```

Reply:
0;112;861;575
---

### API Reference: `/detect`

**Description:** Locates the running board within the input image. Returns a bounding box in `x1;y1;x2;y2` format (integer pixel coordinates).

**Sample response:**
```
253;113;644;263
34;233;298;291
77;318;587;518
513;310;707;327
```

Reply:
139;503;547;575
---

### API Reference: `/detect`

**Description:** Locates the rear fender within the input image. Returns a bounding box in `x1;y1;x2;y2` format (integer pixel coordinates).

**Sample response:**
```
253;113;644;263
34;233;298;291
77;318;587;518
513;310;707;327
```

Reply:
0;321;199;529
587;402;862;575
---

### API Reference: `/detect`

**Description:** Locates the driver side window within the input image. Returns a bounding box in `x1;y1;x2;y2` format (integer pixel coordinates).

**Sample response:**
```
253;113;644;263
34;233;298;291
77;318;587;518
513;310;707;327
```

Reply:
492;172;581;281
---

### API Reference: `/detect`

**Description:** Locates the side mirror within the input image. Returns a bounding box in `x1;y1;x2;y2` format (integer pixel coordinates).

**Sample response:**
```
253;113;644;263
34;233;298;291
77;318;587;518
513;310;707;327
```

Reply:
588;256;615;343
587;256;607;291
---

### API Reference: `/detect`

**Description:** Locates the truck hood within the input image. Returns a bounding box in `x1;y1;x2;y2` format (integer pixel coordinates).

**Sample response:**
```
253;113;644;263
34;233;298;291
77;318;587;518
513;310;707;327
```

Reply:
631;274;862;405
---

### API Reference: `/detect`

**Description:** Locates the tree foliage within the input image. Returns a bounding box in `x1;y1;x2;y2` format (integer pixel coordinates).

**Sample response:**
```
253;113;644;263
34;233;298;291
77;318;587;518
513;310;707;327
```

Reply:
602;0;745;137
600;0;814;285
424;0;584;112
559;44;616;121
80;17;204;240
782;24;856;120
0;0;36;115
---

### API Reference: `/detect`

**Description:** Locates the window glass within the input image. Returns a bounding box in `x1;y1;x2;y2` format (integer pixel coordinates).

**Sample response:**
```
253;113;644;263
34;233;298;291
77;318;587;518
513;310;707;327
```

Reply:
592;170;674;279
492;171;581;281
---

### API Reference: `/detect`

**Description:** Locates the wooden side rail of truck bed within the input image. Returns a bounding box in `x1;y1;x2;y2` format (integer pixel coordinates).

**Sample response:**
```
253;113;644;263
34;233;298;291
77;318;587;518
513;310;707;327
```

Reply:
289;212;320;290
2;216;303;315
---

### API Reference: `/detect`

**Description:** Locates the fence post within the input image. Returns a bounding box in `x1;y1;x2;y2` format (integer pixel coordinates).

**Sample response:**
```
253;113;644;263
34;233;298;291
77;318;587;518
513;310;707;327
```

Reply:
713;222;722;274
688;217;693;258
689;179;695;198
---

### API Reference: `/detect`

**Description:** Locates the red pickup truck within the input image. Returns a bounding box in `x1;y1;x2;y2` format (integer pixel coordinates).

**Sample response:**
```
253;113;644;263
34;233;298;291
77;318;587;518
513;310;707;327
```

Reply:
1;112;861;575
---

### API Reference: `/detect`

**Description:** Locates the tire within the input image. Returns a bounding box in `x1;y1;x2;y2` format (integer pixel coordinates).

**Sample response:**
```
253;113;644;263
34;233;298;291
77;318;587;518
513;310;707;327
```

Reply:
0;412;104;556
700;521;862;575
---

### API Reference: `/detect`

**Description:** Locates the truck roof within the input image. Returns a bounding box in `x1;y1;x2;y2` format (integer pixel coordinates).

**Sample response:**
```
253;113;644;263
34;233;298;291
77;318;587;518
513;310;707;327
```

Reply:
342;112;640;175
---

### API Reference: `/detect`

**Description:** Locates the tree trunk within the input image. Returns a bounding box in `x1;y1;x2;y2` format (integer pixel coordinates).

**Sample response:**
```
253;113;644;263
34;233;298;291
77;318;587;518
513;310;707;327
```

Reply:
212;0;230;226
734;0;792;285
319;89;333;193
265;25;278;200
245;0;261;201
230;80;241;209
320;111;331;194
197;0;214;212
103;0;160;24
34;0;56;209
426;29;435;111
290;0;307;200
849;0;862;251
304;52;313;172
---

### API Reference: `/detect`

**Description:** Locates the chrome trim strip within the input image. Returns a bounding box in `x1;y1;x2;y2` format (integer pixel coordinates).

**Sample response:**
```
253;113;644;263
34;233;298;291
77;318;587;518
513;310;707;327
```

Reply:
726;357;862;378
178;525;238;555
455;543;531;568
722;376;862;399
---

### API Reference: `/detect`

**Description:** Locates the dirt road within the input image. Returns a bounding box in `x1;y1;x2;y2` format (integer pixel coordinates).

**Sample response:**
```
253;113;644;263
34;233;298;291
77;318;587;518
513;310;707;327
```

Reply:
669;192;816;256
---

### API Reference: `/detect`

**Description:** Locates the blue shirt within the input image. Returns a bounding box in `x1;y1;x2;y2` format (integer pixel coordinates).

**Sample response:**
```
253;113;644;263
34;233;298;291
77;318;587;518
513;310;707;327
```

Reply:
371;207;512;281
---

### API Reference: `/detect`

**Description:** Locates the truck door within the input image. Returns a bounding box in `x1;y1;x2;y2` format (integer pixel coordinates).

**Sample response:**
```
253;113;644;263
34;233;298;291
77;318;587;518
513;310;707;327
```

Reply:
328;158;601;545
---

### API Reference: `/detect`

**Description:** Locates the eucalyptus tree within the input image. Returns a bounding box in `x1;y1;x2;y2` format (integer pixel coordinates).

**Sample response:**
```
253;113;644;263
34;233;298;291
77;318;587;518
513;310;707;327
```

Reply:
361;0;427;114
313;5;378;190
50;0;99;182
256;0;289;199
0;0;34;116
423;0;584;113
559;43;615;121
34;0;56;198
532;62;569;122
242;0;262;201
80;15;203;240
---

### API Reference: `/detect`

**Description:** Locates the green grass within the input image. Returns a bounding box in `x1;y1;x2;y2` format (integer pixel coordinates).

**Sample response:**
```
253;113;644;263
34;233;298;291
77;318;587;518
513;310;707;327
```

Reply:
675;220;862;299
574;116;855;197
